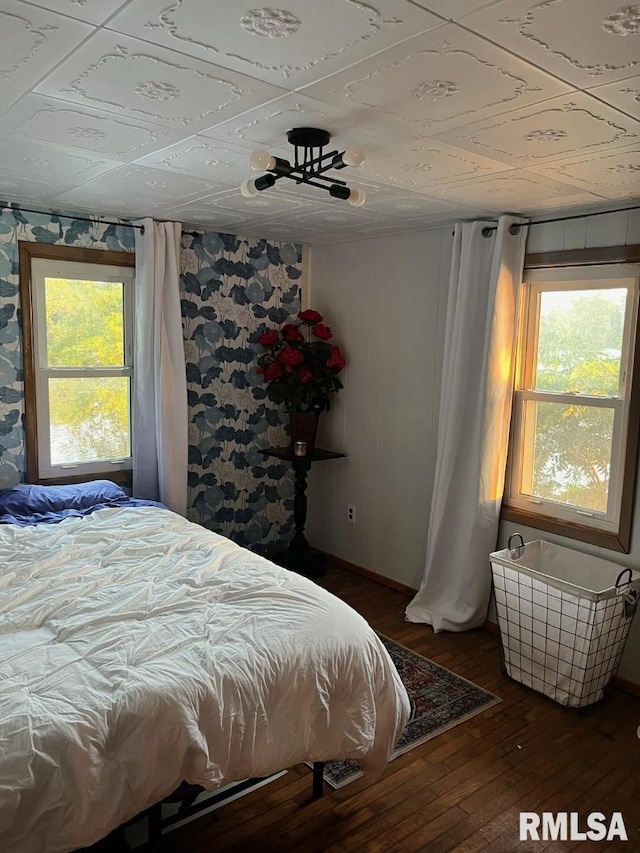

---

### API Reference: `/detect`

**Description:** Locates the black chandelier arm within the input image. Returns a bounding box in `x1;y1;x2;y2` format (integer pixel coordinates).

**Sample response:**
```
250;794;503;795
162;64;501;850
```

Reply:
291;148;340;173
280;170;348;188
300;176;349;192
313;158;348;179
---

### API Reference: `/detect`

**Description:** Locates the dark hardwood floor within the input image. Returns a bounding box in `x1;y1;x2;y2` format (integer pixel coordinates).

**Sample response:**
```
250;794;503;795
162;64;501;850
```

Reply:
155;565;639;852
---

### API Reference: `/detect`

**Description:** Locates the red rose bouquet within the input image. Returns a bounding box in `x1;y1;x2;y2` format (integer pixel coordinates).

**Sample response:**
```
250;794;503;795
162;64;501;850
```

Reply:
257;309;346;412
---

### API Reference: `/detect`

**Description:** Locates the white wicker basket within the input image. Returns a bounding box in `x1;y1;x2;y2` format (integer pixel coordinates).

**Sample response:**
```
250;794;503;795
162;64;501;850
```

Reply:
490;538;640;708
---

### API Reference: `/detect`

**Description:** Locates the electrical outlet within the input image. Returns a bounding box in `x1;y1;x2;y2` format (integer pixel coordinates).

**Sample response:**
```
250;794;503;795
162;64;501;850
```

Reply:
347;504;356;523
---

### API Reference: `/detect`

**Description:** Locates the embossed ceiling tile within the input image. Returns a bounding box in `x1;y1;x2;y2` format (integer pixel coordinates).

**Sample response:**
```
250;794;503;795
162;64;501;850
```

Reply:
20;0;131;25
156;204;250;229
268;180;419;214
34;31;288;131
156;193;297;228
231;219;320;241
587;75;640;120
433;93;640;167
301;22;572;136
379;194;463;218
106;0;444;89
358;137;509;189
0;168;81;201
423;169;605;209
0;0;94;113
0;136;120;183
409;0;503;20
53;165;223;209
46;188;156;221
200;92;416;153
134;135;252;185
526;145;640;199
463;0;640;88
346;179;462;216
343;217;453;238
187;188;311;217
0;94;188;160
294;206;380;229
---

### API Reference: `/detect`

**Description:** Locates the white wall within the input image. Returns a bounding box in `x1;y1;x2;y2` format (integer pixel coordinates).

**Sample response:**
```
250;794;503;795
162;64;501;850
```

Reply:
309;205;640;685
499;206;640;685
306;227;453;589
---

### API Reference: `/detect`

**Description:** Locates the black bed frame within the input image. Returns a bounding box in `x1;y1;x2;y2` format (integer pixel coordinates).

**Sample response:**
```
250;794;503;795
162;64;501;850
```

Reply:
83;762;325;851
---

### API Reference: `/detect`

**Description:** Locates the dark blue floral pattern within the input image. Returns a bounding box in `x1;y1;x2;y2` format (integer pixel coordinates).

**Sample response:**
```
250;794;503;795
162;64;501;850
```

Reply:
0;203;301;546
181;231;301;546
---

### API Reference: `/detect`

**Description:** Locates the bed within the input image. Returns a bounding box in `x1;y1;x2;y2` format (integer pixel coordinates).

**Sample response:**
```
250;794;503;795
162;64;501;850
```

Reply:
0;483;410;853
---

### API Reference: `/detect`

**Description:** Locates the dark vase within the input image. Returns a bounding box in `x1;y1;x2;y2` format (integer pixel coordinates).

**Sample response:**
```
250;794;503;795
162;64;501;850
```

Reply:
288;411;320;454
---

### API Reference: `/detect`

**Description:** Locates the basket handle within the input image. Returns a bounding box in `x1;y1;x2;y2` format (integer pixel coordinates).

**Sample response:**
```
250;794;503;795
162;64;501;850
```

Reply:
508;533;525;558
615;568;638;618
615;568;633;589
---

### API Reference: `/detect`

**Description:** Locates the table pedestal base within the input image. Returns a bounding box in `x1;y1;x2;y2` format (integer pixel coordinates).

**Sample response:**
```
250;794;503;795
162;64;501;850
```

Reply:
257;446;345;582
265;546;325;579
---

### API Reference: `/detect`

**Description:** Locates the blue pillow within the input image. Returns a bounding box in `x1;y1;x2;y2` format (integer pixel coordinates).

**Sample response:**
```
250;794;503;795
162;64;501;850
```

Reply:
0;480;127;515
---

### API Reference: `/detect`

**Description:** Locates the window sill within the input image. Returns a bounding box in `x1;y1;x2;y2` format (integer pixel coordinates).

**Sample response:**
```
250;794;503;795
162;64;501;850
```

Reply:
34;468;132;487
500;504;630;553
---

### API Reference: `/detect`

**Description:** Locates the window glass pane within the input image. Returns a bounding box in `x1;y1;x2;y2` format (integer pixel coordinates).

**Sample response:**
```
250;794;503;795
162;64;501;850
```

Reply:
534;288;627;396
522;400;614;513
45;278;125;367
49;377;130;465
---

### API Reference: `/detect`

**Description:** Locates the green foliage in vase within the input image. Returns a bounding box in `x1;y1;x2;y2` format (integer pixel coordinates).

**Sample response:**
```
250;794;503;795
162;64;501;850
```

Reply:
257;309;346;413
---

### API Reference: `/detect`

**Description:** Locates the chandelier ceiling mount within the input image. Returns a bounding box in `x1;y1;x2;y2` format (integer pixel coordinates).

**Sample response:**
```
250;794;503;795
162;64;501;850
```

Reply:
240;127;366;207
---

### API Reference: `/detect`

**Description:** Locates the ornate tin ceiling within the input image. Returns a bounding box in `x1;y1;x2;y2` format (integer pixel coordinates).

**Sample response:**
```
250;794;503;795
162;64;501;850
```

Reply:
0;0;638;243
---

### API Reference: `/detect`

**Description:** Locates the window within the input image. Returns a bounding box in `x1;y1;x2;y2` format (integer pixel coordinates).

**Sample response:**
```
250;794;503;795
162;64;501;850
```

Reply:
19;243;135;483
503;250;640;553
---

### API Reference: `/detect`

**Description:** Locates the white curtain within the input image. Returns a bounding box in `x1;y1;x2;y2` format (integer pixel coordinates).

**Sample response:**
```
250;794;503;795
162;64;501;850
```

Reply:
406;214;528;632
133;219;188;516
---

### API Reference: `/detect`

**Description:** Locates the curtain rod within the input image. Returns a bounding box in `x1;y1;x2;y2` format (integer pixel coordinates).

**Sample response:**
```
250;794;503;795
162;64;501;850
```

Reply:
479;203;640;237
0;203;144;233
4;200;638;242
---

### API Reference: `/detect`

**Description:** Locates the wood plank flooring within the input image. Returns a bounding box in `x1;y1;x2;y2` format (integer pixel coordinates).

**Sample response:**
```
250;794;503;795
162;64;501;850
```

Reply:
159;566;640;853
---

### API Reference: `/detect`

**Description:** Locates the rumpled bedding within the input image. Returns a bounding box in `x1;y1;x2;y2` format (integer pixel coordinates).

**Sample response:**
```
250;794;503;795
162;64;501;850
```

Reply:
0;506;410;853
0;482;163;527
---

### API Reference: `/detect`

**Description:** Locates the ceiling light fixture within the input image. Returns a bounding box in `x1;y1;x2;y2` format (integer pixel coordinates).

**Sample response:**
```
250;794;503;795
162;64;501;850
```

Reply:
240;127;366;207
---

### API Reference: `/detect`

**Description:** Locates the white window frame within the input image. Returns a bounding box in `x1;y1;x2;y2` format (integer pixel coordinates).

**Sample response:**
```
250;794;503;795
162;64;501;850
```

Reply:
30;257;135;480
504;263;640;538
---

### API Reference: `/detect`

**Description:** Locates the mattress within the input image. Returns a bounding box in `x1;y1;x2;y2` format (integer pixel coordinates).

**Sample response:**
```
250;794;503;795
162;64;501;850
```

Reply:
0;506;409;853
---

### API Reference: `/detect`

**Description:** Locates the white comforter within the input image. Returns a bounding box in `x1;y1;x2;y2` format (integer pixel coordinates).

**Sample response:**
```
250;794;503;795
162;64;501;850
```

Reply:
0;506;409;853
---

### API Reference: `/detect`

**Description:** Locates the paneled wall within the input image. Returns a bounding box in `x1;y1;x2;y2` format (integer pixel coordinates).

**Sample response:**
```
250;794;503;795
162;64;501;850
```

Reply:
306;227;453;590
309;206;640;685
523;206;640;253
499;205;640;685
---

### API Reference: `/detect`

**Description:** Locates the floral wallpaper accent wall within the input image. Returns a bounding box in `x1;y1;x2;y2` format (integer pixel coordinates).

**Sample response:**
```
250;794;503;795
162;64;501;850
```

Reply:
0;202;301;547
0;203;134;488
181;230;301;547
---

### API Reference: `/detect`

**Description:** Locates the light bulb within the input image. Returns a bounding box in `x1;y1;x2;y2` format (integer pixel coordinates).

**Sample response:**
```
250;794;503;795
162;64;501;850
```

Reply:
342;146;365;168
249;149;275;171
348;187;366;207
240;178;259;198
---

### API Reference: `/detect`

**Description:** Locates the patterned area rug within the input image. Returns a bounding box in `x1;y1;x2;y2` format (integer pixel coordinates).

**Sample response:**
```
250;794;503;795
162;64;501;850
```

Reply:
321;634;501;789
